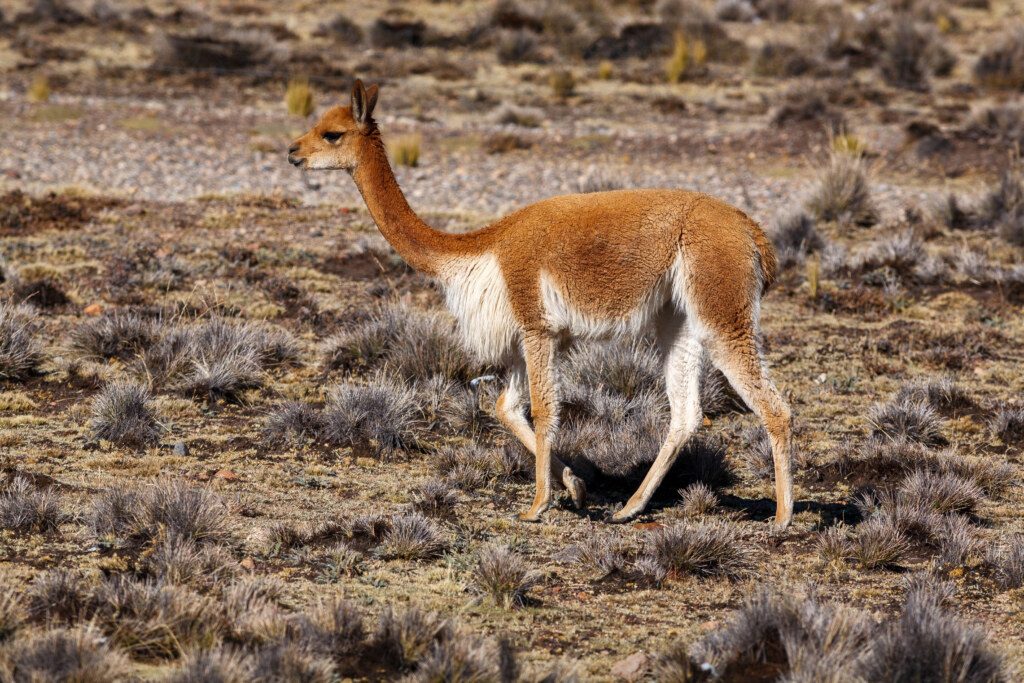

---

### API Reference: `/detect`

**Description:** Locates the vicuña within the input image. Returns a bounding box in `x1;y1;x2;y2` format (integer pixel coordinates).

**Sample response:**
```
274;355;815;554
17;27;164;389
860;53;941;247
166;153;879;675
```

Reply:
288;80;794;527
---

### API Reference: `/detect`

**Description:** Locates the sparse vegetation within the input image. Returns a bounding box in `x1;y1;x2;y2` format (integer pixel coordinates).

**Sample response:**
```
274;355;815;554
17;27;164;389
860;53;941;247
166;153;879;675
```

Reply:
4;4;1024;676
0;302;44;379
90;380;161;448
806;150;879;227
389;134;421;167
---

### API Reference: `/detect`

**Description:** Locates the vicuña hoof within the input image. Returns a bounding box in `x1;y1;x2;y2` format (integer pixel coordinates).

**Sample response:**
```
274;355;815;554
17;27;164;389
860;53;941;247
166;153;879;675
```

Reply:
608;506;640;524
518;501;550;522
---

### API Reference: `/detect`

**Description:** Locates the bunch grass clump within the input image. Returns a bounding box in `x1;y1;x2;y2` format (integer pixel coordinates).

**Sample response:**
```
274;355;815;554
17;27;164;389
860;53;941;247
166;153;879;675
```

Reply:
806;150;879;227
4;625;131;682
285;77;314;117
90;380;161;449
0;476;63;534
868;396;946;447
0;302;44;379
377;512;445;560
389;135;421;167
89;479;231;548
645;520;747;578
472;544;541;609
322;377;421;458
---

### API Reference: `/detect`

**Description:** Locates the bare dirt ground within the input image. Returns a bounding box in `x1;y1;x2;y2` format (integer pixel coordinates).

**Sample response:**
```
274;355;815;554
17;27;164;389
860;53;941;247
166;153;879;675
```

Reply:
1;0;1023;681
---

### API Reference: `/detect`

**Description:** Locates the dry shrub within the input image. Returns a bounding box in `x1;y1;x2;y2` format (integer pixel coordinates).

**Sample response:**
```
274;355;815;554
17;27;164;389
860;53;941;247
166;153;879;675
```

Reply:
561;532;632;577
644;520;747;578
3;625;131;682
378;512;446;560
974;28;1024;90
0;302;43;380
322;377;421;457
89;479;231;548
90;380;161;449
0;476;63;534
373;606;452;668
411;479;459;517
879;16;954;90
472;544;541;609
868;396;945;447
806;150;879;227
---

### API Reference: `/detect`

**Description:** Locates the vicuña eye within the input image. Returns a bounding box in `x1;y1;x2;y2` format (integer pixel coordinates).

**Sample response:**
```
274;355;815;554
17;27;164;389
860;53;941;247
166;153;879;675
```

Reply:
322;131;343;143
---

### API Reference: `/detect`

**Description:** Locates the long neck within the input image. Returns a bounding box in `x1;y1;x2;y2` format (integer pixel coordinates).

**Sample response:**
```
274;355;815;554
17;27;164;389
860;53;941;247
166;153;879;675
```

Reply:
351;136;453;277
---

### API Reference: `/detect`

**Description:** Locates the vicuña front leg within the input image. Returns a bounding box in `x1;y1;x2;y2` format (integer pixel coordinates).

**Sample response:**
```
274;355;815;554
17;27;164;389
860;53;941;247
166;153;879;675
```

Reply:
495;369;586;509
518;332;560;522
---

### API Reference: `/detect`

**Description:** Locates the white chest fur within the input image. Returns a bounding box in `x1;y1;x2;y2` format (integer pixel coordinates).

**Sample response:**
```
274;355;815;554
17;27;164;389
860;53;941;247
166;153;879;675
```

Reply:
441;254;520;364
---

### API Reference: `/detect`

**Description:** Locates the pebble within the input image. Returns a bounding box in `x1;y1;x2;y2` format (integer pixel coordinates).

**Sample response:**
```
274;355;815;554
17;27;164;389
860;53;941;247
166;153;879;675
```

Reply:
610;652;649;681
172;441;189;456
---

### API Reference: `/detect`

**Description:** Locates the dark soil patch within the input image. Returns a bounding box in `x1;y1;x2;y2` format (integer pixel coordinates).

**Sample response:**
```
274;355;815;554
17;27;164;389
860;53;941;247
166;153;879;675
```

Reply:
0;190;120;235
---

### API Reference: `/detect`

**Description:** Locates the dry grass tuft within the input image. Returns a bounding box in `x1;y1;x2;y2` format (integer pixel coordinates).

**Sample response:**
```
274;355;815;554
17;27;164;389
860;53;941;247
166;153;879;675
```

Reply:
850;516;909;569
868;396;945;447
167;647;255;683
91;576;222;658
472;544;541;609
0;302;44;379
373;606;452;668
561;531;631;577
671;590;872;683
262;401;324;447
862;584;1005;682
989;403;1024;445
25;568;96;624
4;625;131;682
389;135;421;167
987;535;1024;589
90;380;161;449
378;512;445;560
322;377;421;457
89;479;231;548
974;28;1024;90
284;78;314;117
806;150;878;227
645;520;747;578
899;470;982;515
678;482;719;517
411;479;459;517
770;211;823;270
0;476;63;534
70;311;159;361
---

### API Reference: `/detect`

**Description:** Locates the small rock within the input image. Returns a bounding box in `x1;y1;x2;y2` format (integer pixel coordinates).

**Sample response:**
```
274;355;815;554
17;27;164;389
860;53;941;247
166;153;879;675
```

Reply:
215;469;238;482
172;441;189;456
239;557;255;571
83;303;103;316
610;652;649;681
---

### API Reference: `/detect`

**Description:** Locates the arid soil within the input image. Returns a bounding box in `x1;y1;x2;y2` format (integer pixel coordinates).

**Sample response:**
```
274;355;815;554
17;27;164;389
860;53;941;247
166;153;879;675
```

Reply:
0;0;1023;681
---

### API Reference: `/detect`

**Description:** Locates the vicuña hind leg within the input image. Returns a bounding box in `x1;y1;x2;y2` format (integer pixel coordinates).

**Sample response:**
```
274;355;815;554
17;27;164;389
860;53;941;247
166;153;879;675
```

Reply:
707;328;794;528
495;363;586;509
518;332;560;522
611;317;704;523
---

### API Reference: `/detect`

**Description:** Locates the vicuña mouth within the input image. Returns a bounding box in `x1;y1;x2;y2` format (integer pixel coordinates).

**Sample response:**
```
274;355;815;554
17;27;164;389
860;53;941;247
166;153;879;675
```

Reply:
287;155;306;168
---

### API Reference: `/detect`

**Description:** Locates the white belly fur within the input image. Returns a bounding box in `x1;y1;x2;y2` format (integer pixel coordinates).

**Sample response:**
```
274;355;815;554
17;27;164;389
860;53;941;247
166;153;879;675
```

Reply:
539;254;685;340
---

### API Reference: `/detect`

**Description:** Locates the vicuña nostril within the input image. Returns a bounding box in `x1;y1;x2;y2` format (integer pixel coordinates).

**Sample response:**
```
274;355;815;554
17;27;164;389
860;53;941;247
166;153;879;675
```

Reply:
288;144;299;154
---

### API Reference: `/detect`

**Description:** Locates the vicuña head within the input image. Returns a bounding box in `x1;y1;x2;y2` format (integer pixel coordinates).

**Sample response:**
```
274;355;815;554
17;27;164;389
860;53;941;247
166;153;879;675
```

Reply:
287;79;795;529
288;80;379;172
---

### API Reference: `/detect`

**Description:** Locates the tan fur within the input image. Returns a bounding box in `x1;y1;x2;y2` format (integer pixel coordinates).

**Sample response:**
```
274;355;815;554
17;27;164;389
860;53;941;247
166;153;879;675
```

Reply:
289;81;794;527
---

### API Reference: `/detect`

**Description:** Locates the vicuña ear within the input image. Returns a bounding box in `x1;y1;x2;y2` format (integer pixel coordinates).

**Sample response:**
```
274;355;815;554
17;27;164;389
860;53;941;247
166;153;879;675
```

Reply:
351;79;379;129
